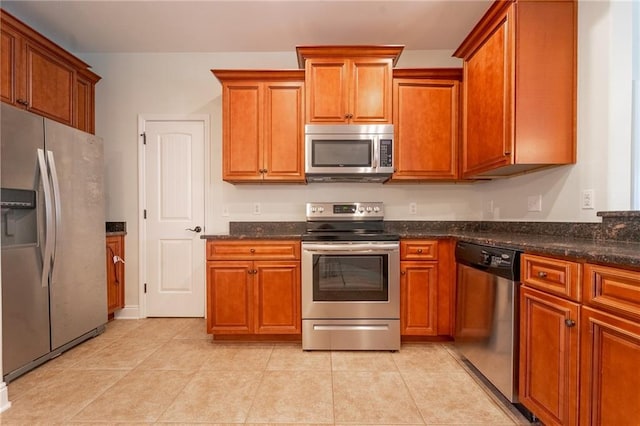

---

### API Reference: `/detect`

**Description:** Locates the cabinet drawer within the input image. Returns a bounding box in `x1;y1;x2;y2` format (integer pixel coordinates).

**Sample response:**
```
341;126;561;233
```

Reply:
400;240;438;260
583;263;640;322
207;240;300;261
521;254;581;301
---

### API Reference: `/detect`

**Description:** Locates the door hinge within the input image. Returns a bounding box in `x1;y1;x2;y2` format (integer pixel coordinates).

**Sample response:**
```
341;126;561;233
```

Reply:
140;132;146;145
143;209;147;219
144;283;147;293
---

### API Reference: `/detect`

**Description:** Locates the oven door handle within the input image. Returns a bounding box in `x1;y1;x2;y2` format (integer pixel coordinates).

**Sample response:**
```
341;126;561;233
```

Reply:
302;243;399;253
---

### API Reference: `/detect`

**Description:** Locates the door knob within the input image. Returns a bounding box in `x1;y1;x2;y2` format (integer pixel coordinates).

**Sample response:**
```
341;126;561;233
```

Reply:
186;226;202;233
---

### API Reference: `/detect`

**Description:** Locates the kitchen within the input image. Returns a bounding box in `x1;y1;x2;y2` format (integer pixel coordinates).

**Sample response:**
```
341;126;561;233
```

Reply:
1;0;639;424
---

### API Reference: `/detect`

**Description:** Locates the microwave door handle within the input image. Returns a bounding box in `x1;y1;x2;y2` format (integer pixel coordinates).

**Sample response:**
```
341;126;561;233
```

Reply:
373;137;379;169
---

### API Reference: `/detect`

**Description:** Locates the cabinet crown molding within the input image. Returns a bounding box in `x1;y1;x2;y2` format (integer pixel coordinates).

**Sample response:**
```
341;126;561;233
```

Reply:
296;45;404;68
211;69;305;83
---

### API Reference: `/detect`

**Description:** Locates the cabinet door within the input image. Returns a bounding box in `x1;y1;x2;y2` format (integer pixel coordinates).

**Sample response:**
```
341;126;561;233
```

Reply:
580;306;640;426
221;82;263;181
206;261;253;333
461;8;513;177
519;286;580;426
392;78;459;180
76;71;98;134
254;261;301;334
305;58;349;123
106;236;125;315
24;39;75;127
400;261;437;336
263;81;305;182
349;58;392;124
1;24;20;105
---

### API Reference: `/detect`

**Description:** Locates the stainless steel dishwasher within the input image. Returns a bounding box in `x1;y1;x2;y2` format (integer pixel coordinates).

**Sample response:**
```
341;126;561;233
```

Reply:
454;241;522;404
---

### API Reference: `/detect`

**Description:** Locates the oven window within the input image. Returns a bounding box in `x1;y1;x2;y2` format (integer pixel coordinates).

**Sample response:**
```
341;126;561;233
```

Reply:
311;140;372;167
312;254;388;301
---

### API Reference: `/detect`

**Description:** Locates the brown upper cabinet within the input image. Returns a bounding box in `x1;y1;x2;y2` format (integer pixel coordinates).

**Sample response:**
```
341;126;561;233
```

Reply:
453;0;576;178
391;69;461;181
1;9;101;134
296;45;403;124
212;70;306;183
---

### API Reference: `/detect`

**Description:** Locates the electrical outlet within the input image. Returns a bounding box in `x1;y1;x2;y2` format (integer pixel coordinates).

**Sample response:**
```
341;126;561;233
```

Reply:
409;202;417;215
582;189;595;209
253;203;261;215
527;195;542;212
222;206;230;217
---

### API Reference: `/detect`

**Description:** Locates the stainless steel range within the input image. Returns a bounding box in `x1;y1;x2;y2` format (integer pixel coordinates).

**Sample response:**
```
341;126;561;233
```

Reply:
301;202;400;350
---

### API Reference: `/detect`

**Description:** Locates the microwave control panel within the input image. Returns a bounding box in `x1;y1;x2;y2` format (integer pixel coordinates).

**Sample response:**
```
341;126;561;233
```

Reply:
380;139;393;167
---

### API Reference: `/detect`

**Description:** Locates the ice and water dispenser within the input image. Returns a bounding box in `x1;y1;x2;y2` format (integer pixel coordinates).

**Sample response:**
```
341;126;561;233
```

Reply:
1;188;38;247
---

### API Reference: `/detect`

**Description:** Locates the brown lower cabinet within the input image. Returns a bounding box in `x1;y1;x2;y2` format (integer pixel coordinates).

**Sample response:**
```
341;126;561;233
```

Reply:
519;285;580;426
580;263;640;425
400;239;454;337
206;240;301;336
106;235;125;318
520;254;640;425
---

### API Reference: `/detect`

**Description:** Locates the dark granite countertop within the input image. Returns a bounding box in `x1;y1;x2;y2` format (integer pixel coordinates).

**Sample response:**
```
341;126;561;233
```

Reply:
106;221;127;237
203;213;640;269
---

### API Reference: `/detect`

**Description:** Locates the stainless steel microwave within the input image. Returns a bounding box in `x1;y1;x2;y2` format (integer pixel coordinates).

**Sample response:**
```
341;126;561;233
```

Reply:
304;124;394;183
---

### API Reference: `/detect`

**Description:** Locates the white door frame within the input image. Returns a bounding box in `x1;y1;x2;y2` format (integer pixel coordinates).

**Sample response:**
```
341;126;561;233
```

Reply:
137;114;210;319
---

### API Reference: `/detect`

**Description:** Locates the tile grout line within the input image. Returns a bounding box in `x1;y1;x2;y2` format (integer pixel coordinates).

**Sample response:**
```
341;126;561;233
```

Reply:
393;344;428;426
242;344;274;424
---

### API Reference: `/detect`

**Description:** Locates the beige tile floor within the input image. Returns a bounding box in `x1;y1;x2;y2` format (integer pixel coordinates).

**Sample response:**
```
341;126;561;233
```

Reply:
0;318;531;425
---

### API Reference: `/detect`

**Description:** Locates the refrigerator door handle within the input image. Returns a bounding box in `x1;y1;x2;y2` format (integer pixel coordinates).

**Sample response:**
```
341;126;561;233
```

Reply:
37;148;54;288
47;150;61;267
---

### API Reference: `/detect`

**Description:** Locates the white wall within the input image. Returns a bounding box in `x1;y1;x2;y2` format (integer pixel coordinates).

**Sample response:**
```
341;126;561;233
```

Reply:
479;0;634;221
80;0;634;312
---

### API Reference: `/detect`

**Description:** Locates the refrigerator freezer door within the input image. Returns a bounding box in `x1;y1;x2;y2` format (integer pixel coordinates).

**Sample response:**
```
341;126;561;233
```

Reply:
1;104;51;375
44;119;107;350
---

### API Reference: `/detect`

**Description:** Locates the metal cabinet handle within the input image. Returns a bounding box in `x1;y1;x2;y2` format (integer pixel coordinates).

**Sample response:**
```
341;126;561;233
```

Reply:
248;269;258;274
16;99;29;106
186;226;202;233
417;249;423;254
401;271;406;275
565;319;576;327
250;248;256;253
538;271;548;278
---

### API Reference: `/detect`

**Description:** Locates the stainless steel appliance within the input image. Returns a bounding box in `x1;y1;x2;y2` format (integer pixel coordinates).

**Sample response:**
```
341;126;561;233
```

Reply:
304;124;394;183
301;202;400;350
454;241;522;402
1;104;106;383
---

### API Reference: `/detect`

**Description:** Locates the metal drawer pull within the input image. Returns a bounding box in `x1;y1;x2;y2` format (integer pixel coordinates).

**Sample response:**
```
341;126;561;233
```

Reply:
565;319;576;327
417;249;423;254
537;271;548;278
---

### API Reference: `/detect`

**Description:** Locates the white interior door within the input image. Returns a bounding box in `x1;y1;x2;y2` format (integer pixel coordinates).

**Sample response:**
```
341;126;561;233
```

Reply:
143;119;205;317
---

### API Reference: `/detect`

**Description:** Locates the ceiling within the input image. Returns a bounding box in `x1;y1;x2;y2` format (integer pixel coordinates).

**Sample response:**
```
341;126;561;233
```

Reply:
0;0;492;54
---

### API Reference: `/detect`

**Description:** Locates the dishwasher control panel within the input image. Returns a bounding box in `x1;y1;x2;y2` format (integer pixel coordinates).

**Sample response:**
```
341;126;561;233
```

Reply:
455;241;521;281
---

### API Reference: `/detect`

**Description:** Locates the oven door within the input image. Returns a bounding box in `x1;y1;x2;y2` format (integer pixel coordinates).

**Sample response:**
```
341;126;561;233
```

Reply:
301;241;400;319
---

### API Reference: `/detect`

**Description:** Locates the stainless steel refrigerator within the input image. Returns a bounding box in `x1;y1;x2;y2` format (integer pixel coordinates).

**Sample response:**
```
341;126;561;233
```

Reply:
1;103;107;382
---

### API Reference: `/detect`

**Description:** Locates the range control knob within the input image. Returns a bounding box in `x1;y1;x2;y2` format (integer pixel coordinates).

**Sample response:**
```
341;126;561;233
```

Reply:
366;206;373;212
358;207;365;213
318;207;325;213
310;206;317;213
373;206;380;212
